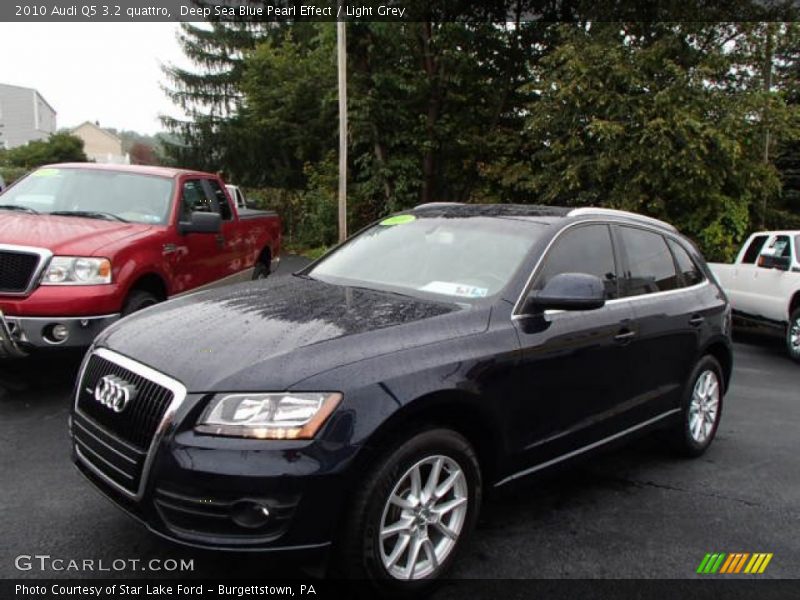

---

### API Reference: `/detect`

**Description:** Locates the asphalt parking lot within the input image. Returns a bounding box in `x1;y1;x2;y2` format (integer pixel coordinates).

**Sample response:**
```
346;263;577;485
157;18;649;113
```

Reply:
1;260;798;584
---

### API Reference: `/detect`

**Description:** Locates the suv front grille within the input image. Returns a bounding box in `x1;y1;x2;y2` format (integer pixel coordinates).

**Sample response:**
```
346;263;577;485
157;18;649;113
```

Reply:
73;350;184;498
0;250;41;293
76;354;175;450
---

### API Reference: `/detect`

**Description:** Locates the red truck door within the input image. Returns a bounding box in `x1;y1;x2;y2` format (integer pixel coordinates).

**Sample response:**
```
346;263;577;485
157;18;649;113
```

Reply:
202;178;249;277
168;178;227;293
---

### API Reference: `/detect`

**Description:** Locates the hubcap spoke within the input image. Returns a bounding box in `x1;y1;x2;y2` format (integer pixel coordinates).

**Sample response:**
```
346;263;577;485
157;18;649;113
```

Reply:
390;494;416;510
434;521;458;540
435;470;461;499
422;457;444;503
433;496;467;516
423;539;438;570
385;533;411;568
410;467;422;499
405;537;424;579
381;517;413;539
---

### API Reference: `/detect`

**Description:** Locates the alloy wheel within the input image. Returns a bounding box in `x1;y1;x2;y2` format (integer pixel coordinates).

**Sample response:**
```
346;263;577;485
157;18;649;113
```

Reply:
688;370;720;444
378;455;468;580
789;317;800;356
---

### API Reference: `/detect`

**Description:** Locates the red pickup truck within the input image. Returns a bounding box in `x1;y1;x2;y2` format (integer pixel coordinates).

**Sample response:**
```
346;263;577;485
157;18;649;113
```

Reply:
0;163;280;357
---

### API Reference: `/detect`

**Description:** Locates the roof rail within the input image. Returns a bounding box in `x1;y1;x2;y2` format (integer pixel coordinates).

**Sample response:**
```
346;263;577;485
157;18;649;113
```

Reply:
413;202;465;210
567;207;677;232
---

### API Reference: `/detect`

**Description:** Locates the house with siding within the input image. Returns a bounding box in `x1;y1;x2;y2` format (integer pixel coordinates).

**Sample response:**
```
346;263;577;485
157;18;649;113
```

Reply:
71;121;130;164
0;83;57;149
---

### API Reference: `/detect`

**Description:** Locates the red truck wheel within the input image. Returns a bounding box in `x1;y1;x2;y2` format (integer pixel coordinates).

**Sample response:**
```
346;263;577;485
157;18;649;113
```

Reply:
253;262;270;280
122;290;159;316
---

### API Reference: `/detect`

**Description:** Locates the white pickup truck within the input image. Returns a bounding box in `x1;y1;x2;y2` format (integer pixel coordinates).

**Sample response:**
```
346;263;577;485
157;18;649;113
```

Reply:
709;230;800;361
225;184;247;211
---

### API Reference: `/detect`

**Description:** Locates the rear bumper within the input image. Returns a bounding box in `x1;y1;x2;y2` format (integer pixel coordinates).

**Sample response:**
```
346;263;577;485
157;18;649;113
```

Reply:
0;310;119;356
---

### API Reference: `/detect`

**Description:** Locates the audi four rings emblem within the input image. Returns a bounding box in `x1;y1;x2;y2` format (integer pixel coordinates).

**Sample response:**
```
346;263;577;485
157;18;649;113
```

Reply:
93;375;137;413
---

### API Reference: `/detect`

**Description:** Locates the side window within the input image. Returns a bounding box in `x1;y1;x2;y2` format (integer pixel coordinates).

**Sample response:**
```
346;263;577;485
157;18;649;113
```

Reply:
741;234;769;264
181;179;213;220
795;235;800;263
668;238;705;287
765;235;791;259
205;179;232;221
533;224;619;300
617;227;679;297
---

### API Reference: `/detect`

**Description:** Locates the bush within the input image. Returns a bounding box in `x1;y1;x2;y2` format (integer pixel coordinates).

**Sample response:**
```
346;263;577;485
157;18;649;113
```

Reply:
0;166;30;187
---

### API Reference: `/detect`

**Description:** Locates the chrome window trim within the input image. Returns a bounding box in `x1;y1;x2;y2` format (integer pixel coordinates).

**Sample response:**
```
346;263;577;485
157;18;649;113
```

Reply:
0;243;53;296
494;408;681;487
512;218;708;319
73;347;187;501
567;207;677;232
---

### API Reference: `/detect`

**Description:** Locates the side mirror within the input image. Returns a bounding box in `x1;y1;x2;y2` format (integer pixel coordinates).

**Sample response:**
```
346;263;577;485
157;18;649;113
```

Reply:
522;272;606;313
757;253;790;271
179;211;221;235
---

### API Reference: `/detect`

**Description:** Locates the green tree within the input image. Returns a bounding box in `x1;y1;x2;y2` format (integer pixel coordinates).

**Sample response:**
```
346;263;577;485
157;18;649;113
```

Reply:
488;23;796;260
0;133;87;170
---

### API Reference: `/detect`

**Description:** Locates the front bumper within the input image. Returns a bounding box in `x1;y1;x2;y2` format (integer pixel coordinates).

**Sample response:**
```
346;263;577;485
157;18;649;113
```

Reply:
71;407;357;552
0;311;119;356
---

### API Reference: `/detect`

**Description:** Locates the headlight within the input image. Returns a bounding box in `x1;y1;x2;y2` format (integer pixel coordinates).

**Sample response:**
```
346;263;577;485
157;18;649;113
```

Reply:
42;257;112;285
195;392;342;439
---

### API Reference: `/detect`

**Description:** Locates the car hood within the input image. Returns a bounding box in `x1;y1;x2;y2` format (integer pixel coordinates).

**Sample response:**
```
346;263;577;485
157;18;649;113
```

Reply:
0;212;151;255
96;276;486;392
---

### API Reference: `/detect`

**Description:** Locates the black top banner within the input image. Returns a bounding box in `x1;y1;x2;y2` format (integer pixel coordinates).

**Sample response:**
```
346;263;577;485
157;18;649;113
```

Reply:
2;0;800;22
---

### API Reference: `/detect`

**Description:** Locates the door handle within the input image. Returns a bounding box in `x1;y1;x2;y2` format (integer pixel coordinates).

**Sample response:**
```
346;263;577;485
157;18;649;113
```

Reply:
689;315;705;327
215;234;225;247
614;329;636;344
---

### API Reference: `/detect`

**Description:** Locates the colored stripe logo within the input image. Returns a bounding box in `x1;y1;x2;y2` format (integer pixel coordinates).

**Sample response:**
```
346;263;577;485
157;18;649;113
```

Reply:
697;552;773;574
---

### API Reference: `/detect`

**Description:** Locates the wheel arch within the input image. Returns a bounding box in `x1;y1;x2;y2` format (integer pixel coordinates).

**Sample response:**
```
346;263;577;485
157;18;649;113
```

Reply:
701;339;733;393
257;245;272;265
355;389;504;490
789;290;800;319
125;271;168;302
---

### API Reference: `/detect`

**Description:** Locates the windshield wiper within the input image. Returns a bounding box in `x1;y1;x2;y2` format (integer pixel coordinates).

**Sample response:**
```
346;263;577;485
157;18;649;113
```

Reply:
0;204;39;214
49;210;128;223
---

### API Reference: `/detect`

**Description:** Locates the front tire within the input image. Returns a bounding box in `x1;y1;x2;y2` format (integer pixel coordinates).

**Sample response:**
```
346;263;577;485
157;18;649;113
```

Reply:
335;428;481;594
122;290;159;316
668;355;724;457
787;309;800;363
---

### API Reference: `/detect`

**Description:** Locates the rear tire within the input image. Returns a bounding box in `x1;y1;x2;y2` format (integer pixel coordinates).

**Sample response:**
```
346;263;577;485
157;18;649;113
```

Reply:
667;355;724;457
787;309;800;363
122;290;159;316
334;428;481;595
252;260;270;280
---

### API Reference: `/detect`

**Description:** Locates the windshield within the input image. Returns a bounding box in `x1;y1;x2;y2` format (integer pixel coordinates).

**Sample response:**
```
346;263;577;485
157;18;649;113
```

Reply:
0;167;174;225
307;214;546;301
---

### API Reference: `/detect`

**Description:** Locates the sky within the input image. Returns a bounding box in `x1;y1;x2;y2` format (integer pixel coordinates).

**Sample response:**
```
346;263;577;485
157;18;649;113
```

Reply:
0;23;191;135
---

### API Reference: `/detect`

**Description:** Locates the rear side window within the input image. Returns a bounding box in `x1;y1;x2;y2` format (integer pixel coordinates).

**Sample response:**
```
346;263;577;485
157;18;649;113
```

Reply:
741;235;769;263
796;236;800;262
667;239;705;287
534;224;619;299
205;179;233;221
766;235;791;258
617;226;679;296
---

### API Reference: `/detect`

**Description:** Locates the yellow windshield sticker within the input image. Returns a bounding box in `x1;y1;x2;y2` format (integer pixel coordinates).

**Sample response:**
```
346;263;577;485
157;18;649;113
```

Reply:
380;214;416;226
33;168;60;177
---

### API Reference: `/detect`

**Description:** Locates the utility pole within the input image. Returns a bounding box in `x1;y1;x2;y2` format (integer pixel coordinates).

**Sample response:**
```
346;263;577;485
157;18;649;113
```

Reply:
761;23;775;229
337;13;348;242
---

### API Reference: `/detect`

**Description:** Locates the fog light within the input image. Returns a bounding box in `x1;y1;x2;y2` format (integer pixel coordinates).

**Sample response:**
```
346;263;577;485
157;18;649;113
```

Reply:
43;323;70;344
52;324;69;341
231;501;271;529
